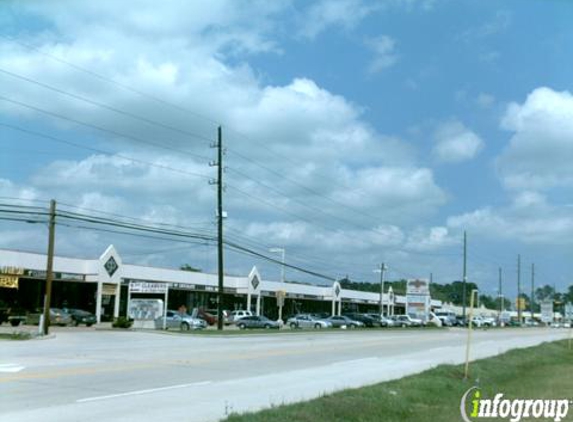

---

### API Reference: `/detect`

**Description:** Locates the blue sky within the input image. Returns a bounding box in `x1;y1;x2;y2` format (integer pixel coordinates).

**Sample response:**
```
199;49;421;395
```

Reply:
1;0;572;300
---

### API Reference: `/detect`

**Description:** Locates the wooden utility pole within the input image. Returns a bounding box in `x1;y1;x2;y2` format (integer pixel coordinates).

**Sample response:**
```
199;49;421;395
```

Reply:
462;231;467;321
498;267;503;318
216;126;224;331
42;199;56;335
531;263;535;321
517;254;522;324
378;263;386;316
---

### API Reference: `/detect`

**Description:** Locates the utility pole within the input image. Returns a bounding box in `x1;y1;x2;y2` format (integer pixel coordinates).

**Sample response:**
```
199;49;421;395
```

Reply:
498;267;503;318
211;126;225;331
462;231;467;321
531;263;535;321
42;199;56;336
517;254;521;324
378;263;386;316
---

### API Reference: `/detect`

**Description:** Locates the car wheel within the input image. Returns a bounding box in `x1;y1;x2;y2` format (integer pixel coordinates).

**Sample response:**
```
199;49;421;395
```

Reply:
86;323;93;327
349;324;356;329
264;324;271;329
180;322;190;331
314;323;322;329
73;320;80;327
290;322;298;329
238;323;246;330
10;320;20;327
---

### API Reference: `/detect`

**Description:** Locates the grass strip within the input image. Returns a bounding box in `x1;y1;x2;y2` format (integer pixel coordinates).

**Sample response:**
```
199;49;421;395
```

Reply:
223;340;573;422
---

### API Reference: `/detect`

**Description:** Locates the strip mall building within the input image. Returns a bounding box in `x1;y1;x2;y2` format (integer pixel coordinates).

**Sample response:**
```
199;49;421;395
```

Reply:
0;245;443;323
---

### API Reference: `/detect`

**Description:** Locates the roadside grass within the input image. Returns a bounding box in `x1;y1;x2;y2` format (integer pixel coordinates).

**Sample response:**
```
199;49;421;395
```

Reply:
0;331;33;340
223;340;573;422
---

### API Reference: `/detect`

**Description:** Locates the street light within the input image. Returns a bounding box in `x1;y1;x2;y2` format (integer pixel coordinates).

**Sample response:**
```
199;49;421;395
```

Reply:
269;248;285;283
373;263;387;317
269;248;286;322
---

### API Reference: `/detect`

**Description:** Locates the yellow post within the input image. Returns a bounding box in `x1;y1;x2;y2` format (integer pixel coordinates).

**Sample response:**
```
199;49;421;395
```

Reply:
464;289;478;379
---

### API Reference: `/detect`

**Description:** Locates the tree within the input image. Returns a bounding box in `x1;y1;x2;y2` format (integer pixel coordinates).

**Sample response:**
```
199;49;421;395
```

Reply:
535;285;555;302
180;264;201;272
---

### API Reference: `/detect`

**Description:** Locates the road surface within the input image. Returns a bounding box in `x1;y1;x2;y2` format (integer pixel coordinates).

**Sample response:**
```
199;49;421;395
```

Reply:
0;327;567;421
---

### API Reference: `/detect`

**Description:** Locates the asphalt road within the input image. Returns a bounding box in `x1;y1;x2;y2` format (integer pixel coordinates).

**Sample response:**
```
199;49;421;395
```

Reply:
0;327;568;422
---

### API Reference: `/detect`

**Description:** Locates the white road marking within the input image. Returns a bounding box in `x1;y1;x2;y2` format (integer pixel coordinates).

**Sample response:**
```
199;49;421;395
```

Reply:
77;381;212;403
0;363;25;373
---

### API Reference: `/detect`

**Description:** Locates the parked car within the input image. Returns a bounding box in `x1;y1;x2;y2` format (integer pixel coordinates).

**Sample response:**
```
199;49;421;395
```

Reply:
470;316;495;328
235;315;280;330
325;315;364;328
155;310;207;330
0;306;27;327
228;310;253;324
391;315;423;327
287;314;332;329
66;308;96;327
434;310;456;327
379;316;395;327
482;316;497;327
365;313;392;327
50;308;72;326
343;313;378;327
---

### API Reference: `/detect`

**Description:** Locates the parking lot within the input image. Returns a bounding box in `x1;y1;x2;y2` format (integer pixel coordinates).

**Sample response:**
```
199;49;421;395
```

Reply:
0;326;568;422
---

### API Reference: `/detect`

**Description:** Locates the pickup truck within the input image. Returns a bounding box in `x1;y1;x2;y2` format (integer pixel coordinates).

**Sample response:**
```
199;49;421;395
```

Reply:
0;307;27;327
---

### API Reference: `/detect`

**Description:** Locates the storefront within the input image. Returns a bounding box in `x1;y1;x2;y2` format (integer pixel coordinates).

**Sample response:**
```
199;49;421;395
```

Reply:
0;245;441;323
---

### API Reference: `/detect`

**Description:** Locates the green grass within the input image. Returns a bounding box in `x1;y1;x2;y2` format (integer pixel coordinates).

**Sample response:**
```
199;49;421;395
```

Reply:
223;340;573;422
0;331;33;340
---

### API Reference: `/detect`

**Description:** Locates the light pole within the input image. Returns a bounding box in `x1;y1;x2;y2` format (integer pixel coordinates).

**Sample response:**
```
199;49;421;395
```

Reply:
374;263;387;316
270;248;285;322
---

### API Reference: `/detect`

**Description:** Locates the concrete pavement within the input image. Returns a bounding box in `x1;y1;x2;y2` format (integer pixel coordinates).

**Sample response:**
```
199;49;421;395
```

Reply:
0;327;568;421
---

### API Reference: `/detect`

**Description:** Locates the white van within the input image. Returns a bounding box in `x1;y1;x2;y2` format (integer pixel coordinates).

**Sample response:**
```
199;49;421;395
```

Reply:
229;310;253;324
434;310;456;326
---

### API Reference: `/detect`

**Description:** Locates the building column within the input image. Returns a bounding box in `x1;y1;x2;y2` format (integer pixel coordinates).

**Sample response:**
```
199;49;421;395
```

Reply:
331;298;336;316
256;294;261;316
337;300;342;316
247;292;252;312
113;282;121;319
95;281;103;324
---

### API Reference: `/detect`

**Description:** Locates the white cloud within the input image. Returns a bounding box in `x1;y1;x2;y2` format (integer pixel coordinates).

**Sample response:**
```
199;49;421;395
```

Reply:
404;226;458;251
498;87;573;190
447;202;573;246
432;120;484;163
460;10;512;41
0;0;454;282
298;0;378;39
366;35;398;74
476;93;495;108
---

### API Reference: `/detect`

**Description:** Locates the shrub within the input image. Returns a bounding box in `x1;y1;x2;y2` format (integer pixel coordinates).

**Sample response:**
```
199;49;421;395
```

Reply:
112;316;133;329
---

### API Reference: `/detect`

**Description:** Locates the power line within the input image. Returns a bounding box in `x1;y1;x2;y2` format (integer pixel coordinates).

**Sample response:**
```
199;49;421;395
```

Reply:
0;35;221;127
2;34;438;230
0;66;214;145
0;94;211;161
0;122;212;180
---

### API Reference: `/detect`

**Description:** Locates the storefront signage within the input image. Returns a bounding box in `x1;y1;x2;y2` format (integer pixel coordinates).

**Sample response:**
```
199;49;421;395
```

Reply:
129;281;168;294
540;300;554;323
24;270;85;281
0;266;24;275
406;279;430;321
128;299;164;320
0;275;19;289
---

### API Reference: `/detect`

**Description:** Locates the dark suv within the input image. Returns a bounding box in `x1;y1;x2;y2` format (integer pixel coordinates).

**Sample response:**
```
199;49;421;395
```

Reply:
343;313;378;327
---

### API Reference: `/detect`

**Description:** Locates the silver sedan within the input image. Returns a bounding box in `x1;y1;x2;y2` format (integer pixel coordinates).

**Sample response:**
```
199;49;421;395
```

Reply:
287;314;332;329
